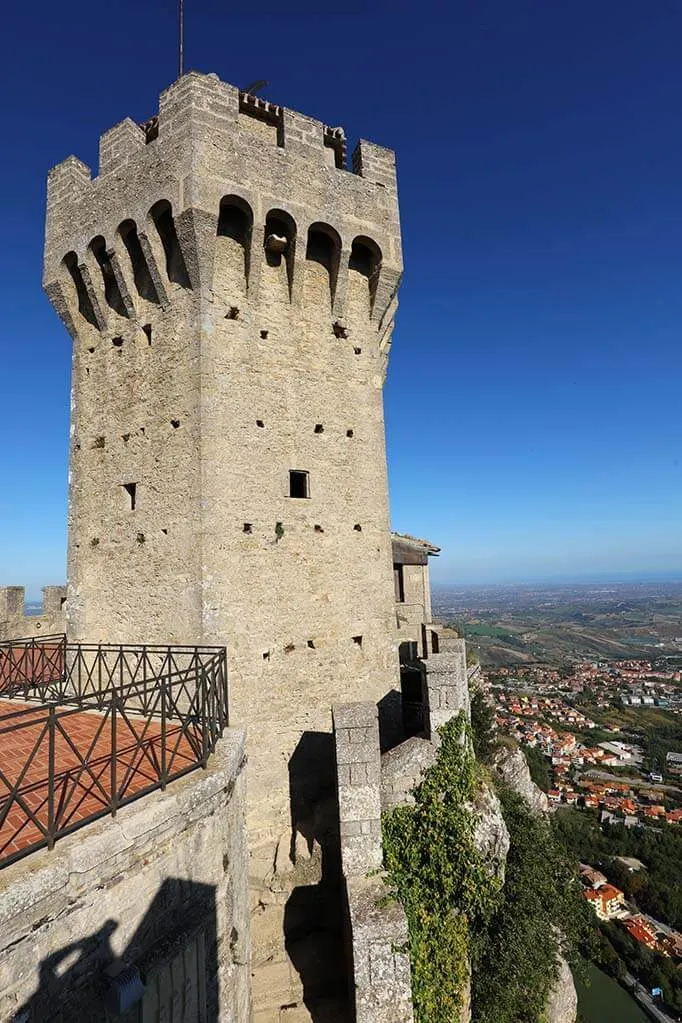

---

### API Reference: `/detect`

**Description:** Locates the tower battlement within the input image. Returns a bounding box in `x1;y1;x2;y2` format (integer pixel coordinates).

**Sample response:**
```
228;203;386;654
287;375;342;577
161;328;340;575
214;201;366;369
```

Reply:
44;72;401;347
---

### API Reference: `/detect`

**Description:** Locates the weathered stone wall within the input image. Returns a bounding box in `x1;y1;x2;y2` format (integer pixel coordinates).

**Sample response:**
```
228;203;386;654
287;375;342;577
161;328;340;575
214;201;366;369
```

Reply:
334;702;383;877
424;640;470;741
43;70;403;858
381;736;436;811
381;639;471;807
0;730;250;1022
332;702;413;1022
0;585;66;641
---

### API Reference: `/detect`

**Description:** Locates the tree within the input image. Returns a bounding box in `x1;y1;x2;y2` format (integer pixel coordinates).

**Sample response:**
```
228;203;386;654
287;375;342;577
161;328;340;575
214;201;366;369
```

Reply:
470;689;496;764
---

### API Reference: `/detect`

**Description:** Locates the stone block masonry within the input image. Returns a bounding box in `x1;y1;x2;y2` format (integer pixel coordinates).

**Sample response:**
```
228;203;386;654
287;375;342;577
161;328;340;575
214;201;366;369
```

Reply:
0;730;250;1022
333;702;413;1022
43;70;404;871
334;701;383;877
0;585;66;641
424;639;470;742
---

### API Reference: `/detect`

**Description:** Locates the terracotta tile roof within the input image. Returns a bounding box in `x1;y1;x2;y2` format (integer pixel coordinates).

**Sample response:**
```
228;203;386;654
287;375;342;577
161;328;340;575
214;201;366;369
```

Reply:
391;532;441;554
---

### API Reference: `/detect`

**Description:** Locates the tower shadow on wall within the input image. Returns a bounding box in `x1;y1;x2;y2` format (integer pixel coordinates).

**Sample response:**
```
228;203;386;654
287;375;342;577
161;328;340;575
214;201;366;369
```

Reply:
12;878;221;1023
285;731;351;1021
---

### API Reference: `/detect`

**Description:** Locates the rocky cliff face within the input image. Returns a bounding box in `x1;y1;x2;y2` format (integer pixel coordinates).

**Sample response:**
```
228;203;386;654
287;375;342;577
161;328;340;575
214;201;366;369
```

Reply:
493;745;549;814
472;783;510;884
545;955;579;1023
492;743;577;1023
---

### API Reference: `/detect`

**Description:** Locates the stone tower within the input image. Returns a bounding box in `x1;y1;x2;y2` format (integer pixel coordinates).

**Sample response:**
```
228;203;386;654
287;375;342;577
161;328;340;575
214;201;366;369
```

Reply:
43;72;403;854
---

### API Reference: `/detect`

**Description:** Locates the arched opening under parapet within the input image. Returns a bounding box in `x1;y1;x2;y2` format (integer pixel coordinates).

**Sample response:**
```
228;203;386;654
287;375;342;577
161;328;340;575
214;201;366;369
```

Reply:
149;200;191;289
305;223;341;308
89;236;127;317
348;235;382;318
218;196;252;246
262;209;296;301
63;252;98;328
217;196;253;285
263;209;296;268
119;220;160;304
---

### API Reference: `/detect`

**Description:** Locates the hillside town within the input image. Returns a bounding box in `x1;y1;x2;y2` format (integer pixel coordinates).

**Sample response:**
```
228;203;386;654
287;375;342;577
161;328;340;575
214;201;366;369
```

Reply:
492;660;682;709
492;664;682;826
580;864;682;961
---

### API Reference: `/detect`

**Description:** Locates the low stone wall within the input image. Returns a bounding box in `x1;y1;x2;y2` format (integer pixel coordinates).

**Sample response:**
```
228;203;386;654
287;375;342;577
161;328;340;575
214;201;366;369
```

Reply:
424;641;470;741
0;730;250;1022
0;585;66;641
332;702;413;1023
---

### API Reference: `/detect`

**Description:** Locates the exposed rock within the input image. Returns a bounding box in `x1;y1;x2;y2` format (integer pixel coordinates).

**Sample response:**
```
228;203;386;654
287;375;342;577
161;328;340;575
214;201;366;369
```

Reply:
493;744;549;814
459;969;471;1023
471;783;510;883
380;736;437;811
545;955;578;1023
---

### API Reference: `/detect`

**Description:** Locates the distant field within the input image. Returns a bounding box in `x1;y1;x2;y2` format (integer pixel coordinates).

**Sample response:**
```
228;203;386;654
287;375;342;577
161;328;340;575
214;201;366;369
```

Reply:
575;962;649;1023
434;581;682;666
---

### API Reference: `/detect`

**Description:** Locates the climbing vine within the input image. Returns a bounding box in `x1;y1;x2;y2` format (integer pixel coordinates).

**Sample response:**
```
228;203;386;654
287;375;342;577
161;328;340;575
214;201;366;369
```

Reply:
383;713;592;1023
382;713;501;1023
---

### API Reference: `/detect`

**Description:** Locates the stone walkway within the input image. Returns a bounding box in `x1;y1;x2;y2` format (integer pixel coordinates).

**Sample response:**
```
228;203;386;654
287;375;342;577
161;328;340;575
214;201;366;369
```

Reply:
250;852;351;1022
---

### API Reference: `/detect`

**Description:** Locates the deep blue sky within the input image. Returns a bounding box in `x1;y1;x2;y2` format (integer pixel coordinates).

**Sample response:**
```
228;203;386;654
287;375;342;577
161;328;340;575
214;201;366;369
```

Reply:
1;0;681;595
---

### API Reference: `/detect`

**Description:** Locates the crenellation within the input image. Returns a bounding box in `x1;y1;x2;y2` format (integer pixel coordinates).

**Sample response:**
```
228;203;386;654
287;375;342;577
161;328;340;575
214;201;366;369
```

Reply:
352;140;398;192
46;156;92;206
0;585;67;641
98;118;145;177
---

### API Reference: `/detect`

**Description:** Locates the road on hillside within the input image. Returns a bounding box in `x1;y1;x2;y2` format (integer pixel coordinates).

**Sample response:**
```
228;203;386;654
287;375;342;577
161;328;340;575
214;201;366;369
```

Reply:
624;972;678;1023
580;770;682;795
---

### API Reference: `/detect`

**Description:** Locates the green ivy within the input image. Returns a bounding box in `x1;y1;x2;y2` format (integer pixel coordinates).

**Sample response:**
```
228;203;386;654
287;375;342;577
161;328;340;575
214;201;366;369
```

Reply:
382;713;502;1023
382;713;592;1023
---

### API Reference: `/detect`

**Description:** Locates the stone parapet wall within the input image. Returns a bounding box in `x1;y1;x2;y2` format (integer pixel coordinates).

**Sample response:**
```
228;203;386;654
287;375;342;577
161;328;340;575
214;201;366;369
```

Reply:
380;735;436;812
346;875;414;1023
0;730;250;1022
0;585;66;641
332;701;413;1022
424;641;470;742
333;701;383;877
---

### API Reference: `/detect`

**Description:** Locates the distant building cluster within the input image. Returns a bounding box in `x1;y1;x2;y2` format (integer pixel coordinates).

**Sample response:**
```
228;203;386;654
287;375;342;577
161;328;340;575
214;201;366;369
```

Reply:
580;864;682;960
492;661;682;825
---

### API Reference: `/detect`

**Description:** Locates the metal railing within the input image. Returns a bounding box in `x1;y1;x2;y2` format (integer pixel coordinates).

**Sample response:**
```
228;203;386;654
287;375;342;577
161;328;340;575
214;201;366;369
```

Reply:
0;636;228;869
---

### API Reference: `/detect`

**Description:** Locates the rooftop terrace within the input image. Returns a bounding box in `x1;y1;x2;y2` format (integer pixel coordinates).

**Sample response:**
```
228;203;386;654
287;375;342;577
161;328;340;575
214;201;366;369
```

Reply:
0;636;228;867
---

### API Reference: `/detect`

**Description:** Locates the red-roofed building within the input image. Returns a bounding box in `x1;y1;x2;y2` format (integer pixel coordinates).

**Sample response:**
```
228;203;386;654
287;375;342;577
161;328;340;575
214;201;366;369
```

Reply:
582;883;625;920
621;916;658;950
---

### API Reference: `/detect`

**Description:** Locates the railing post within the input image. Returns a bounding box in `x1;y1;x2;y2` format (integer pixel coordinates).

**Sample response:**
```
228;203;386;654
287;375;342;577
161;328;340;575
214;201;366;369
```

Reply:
201;667;209;767
47;705;56;850
110;693;118;818
221;649;229;728
60;633;67;684
160;678;167;790
142;645;148;716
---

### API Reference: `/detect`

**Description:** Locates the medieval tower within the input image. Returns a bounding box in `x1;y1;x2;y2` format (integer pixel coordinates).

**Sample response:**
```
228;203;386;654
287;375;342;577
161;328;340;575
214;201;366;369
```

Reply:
42;72;403;878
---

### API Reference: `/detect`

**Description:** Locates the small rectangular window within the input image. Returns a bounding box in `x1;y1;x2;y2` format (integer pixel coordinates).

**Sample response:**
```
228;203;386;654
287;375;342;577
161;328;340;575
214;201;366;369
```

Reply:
394;563;405;603
289;470;310;499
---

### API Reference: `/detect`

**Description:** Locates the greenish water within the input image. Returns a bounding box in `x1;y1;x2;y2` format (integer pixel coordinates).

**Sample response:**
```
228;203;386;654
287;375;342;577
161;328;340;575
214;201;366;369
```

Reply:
575;962;649;1023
